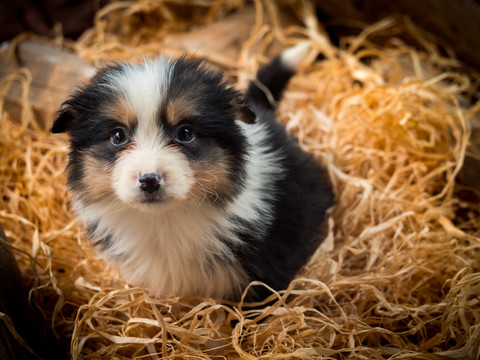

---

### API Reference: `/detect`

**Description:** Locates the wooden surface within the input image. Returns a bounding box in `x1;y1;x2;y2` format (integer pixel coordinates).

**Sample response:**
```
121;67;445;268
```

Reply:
163;6;258;66
163;6;299;67
0;40;94;130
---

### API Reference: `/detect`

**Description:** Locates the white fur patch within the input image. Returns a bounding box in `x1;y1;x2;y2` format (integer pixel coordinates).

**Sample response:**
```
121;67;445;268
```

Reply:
111;138;194;210
280;41;312;71
74;197;248;299
104;58;173;131
226;121;284;230
103;58;194;210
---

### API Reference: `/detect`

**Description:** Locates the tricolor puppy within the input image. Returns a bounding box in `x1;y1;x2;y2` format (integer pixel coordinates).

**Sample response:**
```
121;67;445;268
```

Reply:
52;44;334;301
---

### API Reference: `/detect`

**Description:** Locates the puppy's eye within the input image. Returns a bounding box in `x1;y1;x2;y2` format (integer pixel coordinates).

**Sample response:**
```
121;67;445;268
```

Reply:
175;125;195;143
110;128;129;146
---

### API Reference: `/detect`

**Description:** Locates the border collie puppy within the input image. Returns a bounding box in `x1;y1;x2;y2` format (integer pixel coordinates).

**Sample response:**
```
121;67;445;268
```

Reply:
52;43;334;301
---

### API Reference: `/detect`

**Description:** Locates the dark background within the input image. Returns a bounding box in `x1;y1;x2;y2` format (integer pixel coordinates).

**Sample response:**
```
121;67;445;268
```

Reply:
0;0;107;41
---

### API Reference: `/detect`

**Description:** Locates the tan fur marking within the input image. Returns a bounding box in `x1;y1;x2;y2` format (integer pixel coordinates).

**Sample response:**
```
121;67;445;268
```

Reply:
81;153;116;202
102;98;137;128
165;98;198;126
188;148;233;205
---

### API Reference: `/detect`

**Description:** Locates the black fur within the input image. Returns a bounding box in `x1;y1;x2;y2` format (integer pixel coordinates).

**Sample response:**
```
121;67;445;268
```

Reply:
52;65;128;197
247;55;296;110
231;58;334;300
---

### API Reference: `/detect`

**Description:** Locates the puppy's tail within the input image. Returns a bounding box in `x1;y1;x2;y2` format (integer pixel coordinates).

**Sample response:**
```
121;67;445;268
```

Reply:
246;41;311;111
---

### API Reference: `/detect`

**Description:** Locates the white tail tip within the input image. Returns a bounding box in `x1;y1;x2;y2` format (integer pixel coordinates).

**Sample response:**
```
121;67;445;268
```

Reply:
280;41;312;71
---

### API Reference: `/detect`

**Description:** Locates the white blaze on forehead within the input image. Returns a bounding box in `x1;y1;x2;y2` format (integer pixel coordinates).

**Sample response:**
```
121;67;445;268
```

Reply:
106;58;173;170
105;58;174;135
103;58;195;205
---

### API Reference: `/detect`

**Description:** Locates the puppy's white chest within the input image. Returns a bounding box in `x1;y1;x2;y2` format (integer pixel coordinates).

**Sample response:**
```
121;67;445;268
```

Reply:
121;218;246;299
79;201;247;299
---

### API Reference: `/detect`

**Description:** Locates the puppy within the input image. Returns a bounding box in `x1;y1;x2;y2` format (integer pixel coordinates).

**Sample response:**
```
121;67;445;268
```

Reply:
52;43;334;301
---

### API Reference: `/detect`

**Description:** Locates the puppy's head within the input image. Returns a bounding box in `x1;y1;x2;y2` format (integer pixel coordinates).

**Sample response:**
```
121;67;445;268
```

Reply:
52;56;255;212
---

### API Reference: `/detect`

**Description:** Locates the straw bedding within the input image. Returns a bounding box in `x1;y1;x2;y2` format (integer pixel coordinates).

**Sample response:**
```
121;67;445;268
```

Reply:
1;1;480;359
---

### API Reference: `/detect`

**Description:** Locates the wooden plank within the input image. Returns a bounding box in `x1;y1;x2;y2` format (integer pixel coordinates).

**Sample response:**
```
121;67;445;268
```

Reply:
162;6;298;66
163;6;258;64
0;40;95;130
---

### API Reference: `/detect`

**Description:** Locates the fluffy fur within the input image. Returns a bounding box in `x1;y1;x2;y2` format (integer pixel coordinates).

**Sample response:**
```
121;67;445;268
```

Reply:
52;44;334;301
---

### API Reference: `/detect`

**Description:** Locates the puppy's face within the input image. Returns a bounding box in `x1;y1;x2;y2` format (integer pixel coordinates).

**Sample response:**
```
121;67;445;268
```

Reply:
52;56;255;212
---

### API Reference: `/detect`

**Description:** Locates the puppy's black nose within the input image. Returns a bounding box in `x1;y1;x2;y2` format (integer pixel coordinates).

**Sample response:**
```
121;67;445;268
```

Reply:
139;173;162;193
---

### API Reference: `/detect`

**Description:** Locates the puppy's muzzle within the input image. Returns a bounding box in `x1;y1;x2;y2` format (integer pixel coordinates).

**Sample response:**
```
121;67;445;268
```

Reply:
139;173;163;194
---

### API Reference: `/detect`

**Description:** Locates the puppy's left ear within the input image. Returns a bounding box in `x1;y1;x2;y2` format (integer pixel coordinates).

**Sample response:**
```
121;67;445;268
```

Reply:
234;98;256;124
51;106;74;134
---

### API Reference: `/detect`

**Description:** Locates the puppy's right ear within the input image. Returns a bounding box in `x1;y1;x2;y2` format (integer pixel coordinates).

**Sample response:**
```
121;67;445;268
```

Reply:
51;106;74;134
